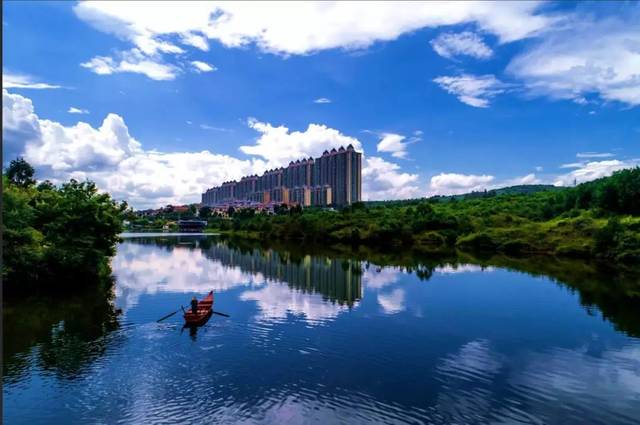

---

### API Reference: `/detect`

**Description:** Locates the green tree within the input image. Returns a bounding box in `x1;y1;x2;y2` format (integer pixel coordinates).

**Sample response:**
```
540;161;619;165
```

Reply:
6;157;36;187
199;205;212;218
3;160;127;288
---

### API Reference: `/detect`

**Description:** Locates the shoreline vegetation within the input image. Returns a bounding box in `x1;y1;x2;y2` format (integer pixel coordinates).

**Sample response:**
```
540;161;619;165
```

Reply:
4;157;639;293
199;168;640;265
3;159;127;291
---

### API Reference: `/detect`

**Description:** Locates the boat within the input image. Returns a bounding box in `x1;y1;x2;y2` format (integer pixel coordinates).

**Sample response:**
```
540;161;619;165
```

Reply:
183;291;214;325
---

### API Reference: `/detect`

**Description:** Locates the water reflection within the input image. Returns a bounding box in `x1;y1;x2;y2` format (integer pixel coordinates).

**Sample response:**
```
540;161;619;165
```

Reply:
4;234;640;425
3;282;121;384
115;235;363;324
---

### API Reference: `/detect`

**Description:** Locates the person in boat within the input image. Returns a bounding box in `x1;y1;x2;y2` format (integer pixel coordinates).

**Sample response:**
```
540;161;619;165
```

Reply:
190;296;198;314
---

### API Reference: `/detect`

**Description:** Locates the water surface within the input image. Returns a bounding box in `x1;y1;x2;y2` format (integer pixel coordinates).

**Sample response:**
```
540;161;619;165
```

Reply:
4;234;640;424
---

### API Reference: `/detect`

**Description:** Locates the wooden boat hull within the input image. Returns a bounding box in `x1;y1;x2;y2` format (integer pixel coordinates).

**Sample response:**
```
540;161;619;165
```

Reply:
183;291;214;325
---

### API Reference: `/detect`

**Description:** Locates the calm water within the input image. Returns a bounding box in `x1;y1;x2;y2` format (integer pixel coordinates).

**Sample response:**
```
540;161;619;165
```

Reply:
4;234;640;424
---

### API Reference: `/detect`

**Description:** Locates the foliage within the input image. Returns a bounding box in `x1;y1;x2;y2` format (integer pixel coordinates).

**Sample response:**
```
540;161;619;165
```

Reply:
6;157;36;187
3;162;127;288
210;168;640;263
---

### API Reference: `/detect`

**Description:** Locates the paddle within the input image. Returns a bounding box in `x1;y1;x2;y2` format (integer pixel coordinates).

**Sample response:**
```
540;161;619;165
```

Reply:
157;307;230;322
157;307;183;322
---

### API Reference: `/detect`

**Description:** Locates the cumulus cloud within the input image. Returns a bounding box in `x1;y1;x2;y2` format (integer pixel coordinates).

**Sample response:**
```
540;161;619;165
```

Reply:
428;172;544;195
4;89;425;206
68;107;89;114
191;60;216;73
2;89;266;208
313;97;332;104
430;31;493;60
554;159;639;186
3;72;62;89
81;48;179;80
433;74;507;107
240;118;363;168
507;11;640;106
376;133;415;159
362;156;421;200
72;2;555;79
429;172;494;195
74;2;553;53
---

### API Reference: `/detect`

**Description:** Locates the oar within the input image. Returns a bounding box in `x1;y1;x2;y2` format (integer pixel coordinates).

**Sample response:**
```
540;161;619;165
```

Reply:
212;311;230;318
157;306;184;322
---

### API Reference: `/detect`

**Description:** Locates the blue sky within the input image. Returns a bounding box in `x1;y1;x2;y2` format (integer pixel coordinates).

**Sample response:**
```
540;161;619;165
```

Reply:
3;1;639;208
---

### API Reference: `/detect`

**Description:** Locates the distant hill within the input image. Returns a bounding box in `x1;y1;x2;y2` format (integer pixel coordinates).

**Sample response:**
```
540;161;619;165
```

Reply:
364;184;561;206
491;184;560;196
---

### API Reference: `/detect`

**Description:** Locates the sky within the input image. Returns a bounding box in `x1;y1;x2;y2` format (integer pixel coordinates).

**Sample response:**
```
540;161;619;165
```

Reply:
2;1;639;208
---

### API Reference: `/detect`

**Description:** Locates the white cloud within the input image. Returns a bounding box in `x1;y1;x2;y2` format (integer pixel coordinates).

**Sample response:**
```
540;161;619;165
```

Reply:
181;33;209;51
313;97;332;104
554;159;640;186
240;121;421;200
428;172;543;195
501;173;541;186
378;288;406;314
362;156;421;200
240;283;349;325
4;89;426;207
430;31;493;60
560;162;585;169
429;172;494;195
362;267;402;290
433;74;507;108
68;107;89;114
376;133;414;159
507;12;640;106
2;72;62;89
2;89;265;208
81;48;179;80
113;241;260;310
200;124;232;132
74;2;554;65
535;166;543;172
191;60;216;73
576;152;615;159
240;118;362;168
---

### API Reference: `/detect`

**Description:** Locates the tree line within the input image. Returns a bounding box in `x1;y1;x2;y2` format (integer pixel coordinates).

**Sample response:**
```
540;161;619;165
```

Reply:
214;167;640;263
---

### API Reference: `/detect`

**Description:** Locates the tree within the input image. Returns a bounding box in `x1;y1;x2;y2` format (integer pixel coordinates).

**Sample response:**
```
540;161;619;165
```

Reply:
3;167;127;287
199;206;212;218
6;157;36;187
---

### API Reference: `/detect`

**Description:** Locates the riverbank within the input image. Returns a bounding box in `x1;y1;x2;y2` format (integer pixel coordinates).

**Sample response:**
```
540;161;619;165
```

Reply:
205;168;640;264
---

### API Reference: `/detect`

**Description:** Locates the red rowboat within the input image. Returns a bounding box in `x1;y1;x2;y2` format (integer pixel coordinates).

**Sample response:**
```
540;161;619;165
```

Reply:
183;291;214;325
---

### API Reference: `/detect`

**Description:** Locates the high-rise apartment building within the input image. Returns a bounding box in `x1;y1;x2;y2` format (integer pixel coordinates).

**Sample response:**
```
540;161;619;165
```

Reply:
201;145;361;207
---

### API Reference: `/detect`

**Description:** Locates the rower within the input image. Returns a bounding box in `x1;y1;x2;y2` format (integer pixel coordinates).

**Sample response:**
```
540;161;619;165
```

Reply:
190;296;198;314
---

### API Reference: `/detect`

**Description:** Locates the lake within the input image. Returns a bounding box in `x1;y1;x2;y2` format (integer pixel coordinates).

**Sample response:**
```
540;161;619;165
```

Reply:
4;233;640;424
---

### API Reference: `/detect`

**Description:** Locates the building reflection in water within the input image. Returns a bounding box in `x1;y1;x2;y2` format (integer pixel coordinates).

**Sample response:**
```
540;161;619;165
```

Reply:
202;244;363;308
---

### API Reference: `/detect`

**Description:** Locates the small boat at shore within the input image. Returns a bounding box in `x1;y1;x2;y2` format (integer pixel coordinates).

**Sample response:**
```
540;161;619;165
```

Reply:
183;291;214;325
